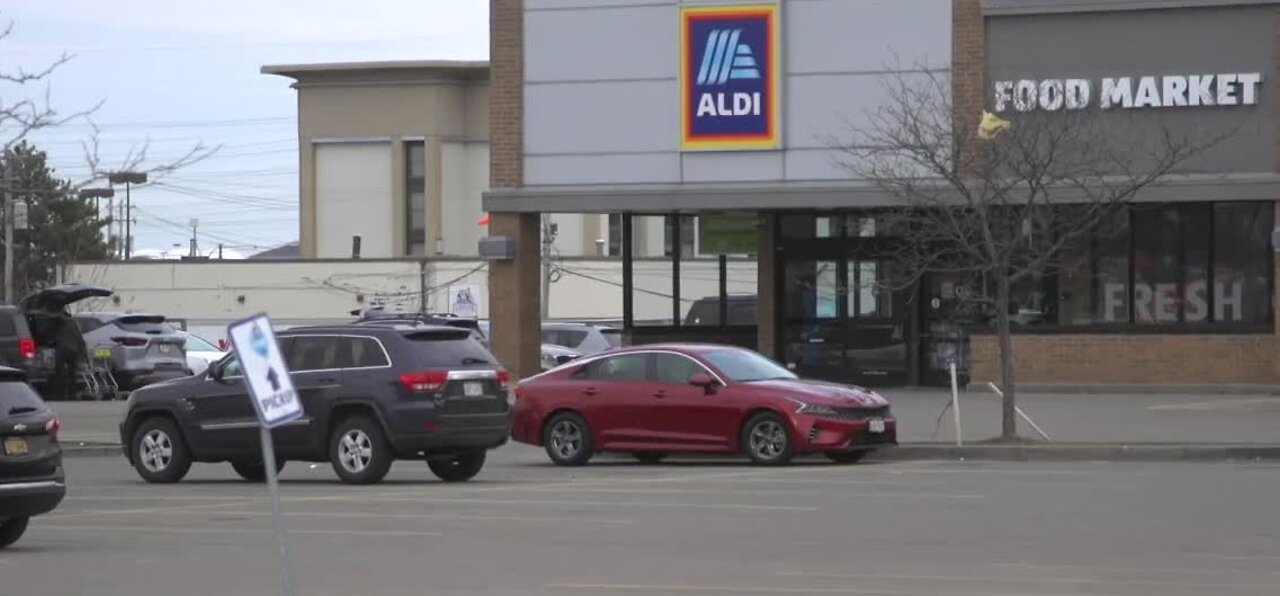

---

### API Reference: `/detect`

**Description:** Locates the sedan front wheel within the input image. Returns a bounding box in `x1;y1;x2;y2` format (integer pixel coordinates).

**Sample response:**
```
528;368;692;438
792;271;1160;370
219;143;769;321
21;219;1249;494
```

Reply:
742;412;795;466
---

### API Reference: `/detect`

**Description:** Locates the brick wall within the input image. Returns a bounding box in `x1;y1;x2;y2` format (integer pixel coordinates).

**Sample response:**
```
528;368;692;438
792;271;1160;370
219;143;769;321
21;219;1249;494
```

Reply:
951;0;985;134
490;0;523;190
971;334;1278;385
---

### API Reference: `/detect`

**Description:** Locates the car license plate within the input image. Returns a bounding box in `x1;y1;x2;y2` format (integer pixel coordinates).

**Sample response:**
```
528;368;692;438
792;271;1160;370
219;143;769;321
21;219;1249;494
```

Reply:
868;419;886;434
463;382;483;397
3;436;28;456
93;347;112;360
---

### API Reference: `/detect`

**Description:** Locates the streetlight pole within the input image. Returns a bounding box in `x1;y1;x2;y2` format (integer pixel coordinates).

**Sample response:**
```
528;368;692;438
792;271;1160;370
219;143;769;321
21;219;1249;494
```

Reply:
108;172;147;259
78;188;115;250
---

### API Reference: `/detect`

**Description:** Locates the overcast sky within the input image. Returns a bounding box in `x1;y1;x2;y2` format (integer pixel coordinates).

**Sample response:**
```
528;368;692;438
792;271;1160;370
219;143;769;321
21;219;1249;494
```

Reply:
2;0;488;256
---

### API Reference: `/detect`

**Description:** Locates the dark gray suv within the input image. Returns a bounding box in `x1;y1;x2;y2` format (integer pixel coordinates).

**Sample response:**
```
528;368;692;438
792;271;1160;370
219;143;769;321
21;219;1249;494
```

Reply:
119;324;511;485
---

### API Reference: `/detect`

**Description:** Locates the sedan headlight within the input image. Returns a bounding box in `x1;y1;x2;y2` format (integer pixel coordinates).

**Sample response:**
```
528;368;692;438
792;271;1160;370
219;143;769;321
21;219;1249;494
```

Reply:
795;402;839;417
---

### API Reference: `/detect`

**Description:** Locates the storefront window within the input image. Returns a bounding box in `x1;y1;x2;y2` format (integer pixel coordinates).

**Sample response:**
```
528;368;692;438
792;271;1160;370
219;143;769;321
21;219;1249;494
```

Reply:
1131;205;1210;324
785;260;838;319
1093;209;1130;324
1213;203;1272;324
405;141;426;256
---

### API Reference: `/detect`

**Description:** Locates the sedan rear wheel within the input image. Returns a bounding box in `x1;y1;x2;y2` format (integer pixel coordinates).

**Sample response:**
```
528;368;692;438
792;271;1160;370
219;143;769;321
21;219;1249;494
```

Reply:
0;517;29;549
544;412;593;466
742;412;795;466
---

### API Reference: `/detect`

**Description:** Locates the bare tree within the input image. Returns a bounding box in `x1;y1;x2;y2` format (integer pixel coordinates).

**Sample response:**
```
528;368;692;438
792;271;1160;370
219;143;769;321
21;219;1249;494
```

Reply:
835;68;1229;440
78;119;220;188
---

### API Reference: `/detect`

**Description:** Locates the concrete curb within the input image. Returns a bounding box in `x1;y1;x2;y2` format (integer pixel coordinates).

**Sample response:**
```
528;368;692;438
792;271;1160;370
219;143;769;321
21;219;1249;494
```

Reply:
872;443;1280;462
62;444;123;458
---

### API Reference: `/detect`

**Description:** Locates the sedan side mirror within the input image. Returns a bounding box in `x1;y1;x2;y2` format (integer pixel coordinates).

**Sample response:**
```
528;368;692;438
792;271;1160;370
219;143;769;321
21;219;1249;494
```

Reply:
688;373;718;395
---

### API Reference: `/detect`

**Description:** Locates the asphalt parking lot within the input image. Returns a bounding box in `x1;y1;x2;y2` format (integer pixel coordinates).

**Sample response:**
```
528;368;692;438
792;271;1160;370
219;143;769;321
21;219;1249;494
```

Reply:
4;447;1279;596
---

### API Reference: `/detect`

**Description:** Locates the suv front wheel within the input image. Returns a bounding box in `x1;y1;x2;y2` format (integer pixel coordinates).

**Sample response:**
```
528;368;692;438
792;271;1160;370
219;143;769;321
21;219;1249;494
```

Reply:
329;415;393;485
427;450;486;482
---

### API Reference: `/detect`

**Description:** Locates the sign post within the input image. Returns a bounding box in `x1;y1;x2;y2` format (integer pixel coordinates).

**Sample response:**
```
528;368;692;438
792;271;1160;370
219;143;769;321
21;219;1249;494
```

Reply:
226;313;302;596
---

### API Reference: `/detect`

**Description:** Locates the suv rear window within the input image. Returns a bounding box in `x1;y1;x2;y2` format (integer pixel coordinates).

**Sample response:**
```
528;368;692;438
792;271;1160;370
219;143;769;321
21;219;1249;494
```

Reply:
600;328;622;348
405;329;497;367
114;315;176;335
0;380;44;412
0;314;17;337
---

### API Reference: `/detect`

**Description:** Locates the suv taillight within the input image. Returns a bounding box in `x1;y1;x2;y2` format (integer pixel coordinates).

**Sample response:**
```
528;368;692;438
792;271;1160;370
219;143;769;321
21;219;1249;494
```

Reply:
400;370;449;393
18;338;36;360
45;418;60;440
497;370;511;390
112;336;147;347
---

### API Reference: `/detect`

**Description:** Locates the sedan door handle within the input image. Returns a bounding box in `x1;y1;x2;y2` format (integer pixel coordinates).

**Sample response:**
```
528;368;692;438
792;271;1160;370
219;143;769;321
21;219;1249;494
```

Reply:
653;390;667;399
582;387;598;396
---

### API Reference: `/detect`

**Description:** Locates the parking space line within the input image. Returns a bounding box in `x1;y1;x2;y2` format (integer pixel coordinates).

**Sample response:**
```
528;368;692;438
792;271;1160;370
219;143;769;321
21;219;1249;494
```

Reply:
359;496;818;511
34;524;443;537
509;486;983;500
182;509;634;525
43;499;262;520
778;570;1280;590
544;583;1104;596
990;562;1280;576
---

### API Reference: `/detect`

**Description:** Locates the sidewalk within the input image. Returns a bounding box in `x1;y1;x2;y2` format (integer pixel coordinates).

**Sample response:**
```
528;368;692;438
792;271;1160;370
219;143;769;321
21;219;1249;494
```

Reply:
48;388;1280;461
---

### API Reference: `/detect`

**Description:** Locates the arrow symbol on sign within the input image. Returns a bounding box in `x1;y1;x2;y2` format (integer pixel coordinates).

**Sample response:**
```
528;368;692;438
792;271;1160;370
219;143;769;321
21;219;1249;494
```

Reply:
266;367;280;392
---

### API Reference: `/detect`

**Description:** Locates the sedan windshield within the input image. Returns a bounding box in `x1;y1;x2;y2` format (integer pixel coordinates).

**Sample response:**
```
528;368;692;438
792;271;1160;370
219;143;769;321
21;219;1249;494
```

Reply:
702;348;796;382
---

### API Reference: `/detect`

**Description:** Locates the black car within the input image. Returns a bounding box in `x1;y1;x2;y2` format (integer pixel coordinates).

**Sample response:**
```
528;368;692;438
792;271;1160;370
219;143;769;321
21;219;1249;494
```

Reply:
0;367;66;549
119;324;511;485
0;306;46;388
0;285;114;399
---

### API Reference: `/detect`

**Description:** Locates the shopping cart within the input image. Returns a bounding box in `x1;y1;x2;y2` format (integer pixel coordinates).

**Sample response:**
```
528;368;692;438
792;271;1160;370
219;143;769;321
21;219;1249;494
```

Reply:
77;346;121;401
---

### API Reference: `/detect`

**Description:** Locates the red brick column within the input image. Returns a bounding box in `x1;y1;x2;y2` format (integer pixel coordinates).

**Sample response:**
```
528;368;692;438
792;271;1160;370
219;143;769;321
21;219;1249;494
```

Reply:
952;0;986;136
488;0;541;378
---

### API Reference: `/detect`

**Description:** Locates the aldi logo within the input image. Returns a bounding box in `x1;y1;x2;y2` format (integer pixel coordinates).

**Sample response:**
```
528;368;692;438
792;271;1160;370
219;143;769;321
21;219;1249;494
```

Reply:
680;4;780;151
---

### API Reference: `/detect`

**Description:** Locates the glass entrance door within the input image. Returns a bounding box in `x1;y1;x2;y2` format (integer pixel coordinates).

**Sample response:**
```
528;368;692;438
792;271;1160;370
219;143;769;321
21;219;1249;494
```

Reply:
780;254;910;386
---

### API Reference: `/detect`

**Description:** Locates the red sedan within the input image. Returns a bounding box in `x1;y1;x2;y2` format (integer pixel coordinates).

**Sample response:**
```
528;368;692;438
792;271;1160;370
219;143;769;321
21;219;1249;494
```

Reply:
511;344;896;466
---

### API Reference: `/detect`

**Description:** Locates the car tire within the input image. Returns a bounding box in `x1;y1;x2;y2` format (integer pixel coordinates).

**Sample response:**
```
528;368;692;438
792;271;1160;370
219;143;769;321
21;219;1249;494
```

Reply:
543;412;593;466
824;450;868;464
427;450;486;482
633;452;666;465
329;415;393;485
231;458;287;482
0;517;29;549
131;417;193;483
741;412;795;466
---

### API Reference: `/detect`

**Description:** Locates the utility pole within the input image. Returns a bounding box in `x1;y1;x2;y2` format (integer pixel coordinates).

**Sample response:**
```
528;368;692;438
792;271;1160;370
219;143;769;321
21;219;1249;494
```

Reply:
218;243;224;260
78;188;115;250
2;184;10;304
188;218;199;258
108;171;147;259
540;214;557;320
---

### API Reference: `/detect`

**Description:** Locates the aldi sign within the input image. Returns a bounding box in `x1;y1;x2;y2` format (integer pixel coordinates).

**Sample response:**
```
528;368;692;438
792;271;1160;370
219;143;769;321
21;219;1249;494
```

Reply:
680;4;780;151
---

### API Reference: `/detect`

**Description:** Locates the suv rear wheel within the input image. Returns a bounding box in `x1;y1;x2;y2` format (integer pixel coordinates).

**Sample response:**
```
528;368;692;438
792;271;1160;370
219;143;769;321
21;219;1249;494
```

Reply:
329;415;393;485
427;450;486;482
131;417;193;483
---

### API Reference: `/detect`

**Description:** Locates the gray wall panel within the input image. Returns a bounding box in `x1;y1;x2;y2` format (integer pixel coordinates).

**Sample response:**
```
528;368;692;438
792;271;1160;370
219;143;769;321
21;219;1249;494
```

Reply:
786;0;952;74
526;5;677;82
785;148;850;181
525;81;678;154
682;151;785;182
784;73;938;149
527;0;675;9
988;6;1276;173
526;153;681;186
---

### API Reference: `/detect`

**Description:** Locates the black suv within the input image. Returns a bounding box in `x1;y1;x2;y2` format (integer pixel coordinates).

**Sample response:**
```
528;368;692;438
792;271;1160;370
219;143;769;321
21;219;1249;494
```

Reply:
119;325;512;485
0;367;66;549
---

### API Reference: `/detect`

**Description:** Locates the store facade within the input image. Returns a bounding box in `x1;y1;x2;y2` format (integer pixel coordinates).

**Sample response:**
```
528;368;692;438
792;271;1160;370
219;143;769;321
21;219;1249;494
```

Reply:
484;0;1280;386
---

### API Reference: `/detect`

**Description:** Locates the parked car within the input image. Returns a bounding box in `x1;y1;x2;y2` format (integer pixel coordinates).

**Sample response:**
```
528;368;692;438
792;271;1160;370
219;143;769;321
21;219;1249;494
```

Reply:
119;324;512;485
540;322;621;355
180;332;225;375
17;284;114;399
75;312;188;390
0;367;66;549
512;344;895;466
475;320;583;371
0;306;48;389
683;294;758;326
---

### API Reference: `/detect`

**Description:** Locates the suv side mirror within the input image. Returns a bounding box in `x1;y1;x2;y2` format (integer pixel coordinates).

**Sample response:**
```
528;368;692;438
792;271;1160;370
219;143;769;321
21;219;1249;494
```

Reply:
688;373;718;394
209;361;226;383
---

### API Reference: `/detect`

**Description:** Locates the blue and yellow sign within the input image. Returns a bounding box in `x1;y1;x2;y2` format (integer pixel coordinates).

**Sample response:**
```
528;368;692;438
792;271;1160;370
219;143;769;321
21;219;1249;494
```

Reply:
680;4;781;151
